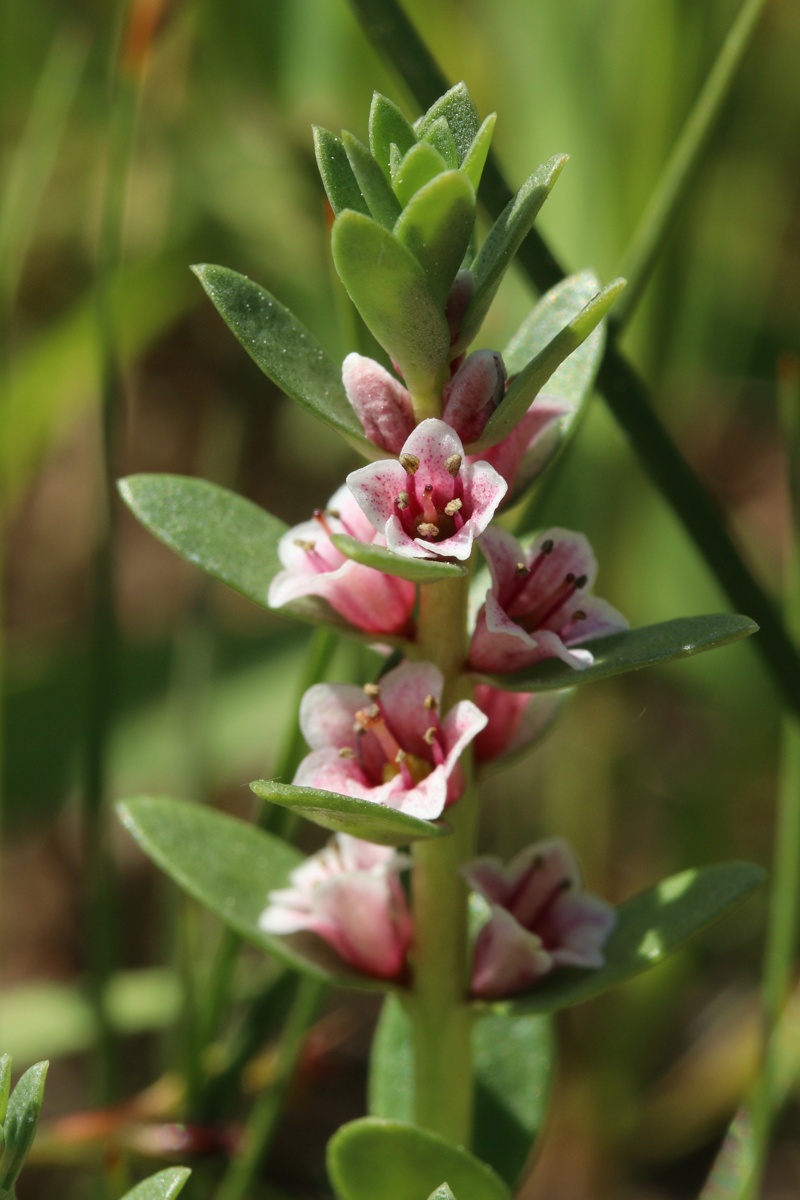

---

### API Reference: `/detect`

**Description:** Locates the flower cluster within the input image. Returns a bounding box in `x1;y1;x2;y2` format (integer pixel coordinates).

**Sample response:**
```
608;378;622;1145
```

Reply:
259;86;621;1004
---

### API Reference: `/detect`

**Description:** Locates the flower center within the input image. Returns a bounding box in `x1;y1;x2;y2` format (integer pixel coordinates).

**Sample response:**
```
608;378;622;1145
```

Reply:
506;539;588;631
348;687;446;790
393;453;465;545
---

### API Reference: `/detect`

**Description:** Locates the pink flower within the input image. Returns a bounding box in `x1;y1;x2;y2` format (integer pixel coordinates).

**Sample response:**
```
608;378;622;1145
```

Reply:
268;484;415;637
343;353;415;454
472;683;567;765
469;526;628;674
260;834;412;980
462;839;616;999
347;419;507;561
441;350;506;444
470;395;570;500
293;661;487;820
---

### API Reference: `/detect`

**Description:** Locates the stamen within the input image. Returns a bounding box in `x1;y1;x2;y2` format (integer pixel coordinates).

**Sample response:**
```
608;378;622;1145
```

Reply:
575;574;588;589
293;538;316;552
355;705;403;765
417;522;440;538
313;509;334;537
327;508;341;519
524;572;582;629
363;682;381;698
445;453;462;477
506;537;557;607
423;726;438;746
444;498;462;517
400;452;420;475
424;694;438;711
572;609;587;621
396;491;410;510
338;747;355;759
395;749;415;789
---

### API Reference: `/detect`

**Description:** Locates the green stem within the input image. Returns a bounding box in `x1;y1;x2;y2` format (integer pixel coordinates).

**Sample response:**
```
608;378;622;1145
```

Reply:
214;977;322;1200
613;0;767;329
740;357;800;1198
408;575;476;1143
346;0;800;719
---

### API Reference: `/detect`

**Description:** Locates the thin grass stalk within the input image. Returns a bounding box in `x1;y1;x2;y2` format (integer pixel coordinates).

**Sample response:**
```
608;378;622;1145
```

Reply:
214;976;323;1200
613;0;768;329
345;0;800;717
84;0;154;1103
739;355;800;1198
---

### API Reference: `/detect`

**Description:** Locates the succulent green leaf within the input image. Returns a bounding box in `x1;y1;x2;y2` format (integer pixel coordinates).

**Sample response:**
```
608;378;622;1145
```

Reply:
478;614;758;692
394;171;476;306
118;475;285;610
250;780;449;846
491;862;766;1016
474;278;625;450
504;270;606;389
427;1188;456;1200
313;126;370;217
369;93;416;180
327;1118;511;1200
369;996;553;1187
0;1056;10;1125
420;115;459;169
117;796;392;991
118;475;390;642
342;131;402;228
192;264;373;455
415;82;481;164
455;155;568;353
461;113;497;192
0;1061;48;1191
331;211;450;398
392;141;449;207
120;1169;192;1200
330;533;465;582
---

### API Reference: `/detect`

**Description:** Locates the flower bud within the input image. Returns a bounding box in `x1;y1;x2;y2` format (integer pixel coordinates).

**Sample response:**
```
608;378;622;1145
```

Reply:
441;350;506;443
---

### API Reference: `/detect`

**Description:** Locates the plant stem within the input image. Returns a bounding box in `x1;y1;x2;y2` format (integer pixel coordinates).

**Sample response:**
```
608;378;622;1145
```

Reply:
214;977;322;1200
408;575;476;1144
346;0;800;718
739;356;800;1198
83;9;140;1099
613;0;767;328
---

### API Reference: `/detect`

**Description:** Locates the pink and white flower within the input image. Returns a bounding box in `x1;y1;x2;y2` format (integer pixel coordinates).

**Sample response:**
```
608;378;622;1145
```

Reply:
268;484;415;637
260;834;412;980
441;350;506;444
471;396;570;500
347;419;507;562
469;526;628;674
472;684;568;765
343;353;415;454
462;838;616;999
293;661;487;820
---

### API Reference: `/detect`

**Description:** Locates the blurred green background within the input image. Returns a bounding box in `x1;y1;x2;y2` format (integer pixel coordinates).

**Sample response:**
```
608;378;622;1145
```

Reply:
1;0;798;1196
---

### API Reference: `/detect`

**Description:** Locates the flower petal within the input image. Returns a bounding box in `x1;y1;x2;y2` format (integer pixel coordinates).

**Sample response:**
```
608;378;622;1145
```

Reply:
471;905;553;999
343;353;415;453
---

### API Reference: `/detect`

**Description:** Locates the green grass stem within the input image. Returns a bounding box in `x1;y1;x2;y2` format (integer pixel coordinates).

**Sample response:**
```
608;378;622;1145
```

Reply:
214;977;323;1200
613;0;767;329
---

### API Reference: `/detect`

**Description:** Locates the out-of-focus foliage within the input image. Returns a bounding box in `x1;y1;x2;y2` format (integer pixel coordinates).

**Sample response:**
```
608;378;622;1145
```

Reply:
1;0;798;1196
